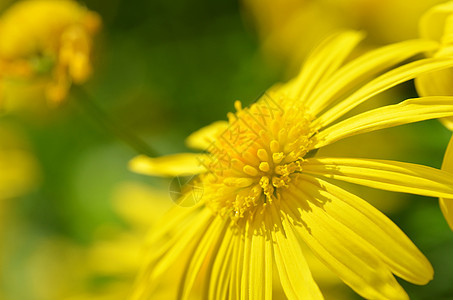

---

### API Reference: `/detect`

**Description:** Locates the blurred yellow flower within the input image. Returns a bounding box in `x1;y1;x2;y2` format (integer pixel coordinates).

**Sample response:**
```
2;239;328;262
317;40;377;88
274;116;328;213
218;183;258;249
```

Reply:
0;125;40;200
3;182;174;300
415;1;453;130
66;182;174;300
0;0;101;106
130;32;453;299
403;0;453;233
241;0;444;68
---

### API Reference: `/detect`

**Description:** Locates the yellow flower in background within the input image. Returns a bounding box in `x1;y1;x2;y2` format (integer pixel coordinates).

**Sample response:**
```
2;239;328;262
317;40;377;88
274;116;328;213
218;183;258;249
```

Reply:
0;125;40;201
3;182;173;300
241;0;444;68
441;137;453;231
415;1;453;130
0;124;40;224
66;182;174;300
0;0;101;106
130;32;453;300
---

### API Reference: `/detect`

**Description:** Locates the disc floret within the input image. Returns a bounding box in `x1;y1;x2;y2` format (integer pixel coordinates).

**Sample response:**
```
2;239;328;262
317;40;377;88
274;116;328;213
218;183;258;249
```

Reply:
203;94;314;220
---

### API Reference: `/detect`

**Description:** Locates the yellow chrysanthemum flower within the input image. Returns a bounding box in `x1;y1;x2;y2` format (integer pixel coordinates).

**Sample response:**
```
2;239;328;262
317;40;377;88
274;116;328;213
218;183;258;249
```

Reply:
415;1;453;129
0;126;40;200
0;0;101;105
130;32;453;300
241;0;444;68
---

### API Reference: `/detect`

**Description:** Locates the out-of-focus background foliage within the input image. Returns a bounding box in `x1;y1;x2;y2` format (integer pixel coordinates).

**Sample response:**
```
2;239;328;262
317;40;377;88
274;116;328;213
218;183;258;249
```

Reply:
0;0;453;299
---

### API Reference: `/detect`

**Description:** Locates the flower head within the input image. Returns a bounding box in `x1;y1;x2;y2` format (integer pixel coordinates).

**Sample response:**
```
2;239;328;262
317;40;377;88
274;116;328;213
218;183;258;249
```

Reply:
415;1;453;129
130;32;453;299
0;0;101;105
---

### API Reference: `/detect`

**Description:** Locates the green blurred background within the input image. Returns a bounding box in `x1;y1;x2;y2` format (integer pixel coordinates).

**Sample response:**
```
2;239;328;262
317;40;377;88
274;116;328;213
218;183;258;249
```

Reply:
0;0;452;299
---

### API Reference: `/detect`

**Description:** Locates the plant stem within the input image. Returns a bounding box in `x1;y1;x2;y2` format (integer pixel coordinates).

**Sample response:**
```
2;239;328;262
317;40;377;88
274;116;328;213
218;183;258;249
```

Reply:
72;86;158;157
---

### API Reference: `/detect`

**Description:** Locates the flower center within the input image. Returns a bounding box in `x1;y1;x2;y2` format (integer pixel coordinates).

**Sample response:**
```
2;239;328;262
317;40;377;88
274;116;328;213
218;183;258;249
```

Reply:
203;93;314;220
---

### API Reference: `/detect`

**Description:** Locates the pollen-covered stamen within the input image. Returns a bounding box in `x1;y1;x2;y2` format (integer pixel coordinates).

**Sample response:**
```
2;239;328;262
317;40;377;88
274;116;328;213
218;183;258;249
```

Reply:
275;160;303;176
260;176;274;202
259;161;270;172
204;95;315;220
272;152;284;164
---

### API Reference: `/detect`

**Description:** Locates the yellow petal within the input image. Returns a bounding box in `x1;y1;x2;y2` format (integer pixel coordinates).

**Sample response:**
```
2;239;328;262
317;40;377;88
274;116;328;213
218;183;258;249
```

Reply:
209;225;235;300
248;213;271;300
179;216;227;300
441;134;453;230
416;2;453;130
283;185;409;300
440;117;453;130
147;199;204;246
131;207;213;300
314;96;453;149
285;31;364;101
306;39;439;115
129;153;208;177
225;236;240;300
267;206;323;300
313;57;453;131
148;208;212;277
227;235;240;300
185;121;229;150
264;230;273;300
230;224;245;300
415;70;453;130
303;157;453;198
419;1;453;43
240;220;252;300
415;3;453;131
415;67;453;97
300;174;433;285
440;197;453;231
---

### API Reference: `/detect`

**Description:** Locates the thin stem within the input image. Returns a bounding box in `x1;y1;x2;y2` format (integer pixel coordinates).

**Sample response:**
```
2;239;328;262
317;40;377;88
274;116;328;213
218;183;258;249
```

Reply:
72;86;158;157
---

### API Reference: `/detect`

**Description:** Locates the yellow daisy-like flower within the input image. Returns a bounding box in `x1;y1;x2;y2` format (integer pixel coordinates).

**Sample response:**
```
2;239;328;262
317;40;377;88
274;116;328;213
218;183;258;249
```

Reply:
130;32;453;300
0;0;101;105
415;1;453;129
